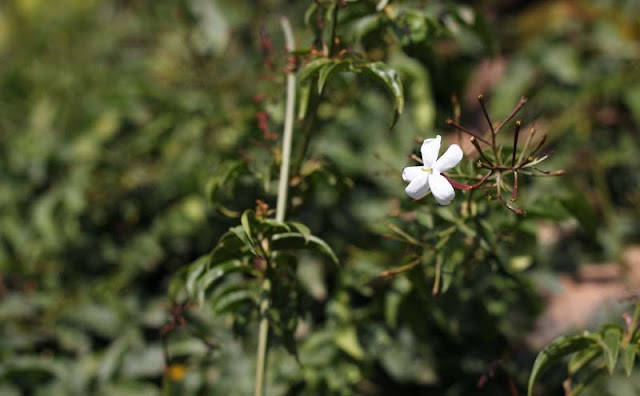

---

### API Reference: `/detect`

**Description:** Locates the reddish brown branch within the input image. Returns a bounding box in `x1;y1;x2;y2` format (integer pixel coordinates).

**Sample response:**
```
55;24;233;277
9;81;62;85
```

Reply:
447;119;491;145
495;96;528;134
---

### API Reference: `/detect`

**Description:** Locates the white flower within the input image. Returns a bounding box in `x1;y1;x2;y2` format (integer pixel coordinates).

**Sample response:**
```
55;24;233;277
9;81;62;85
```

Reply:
402;135;463;205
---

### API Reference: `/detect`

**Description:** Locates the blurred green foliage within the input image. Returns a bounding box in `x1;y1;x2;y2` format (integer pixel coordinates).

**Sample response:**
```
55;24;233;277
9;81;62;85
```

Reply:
0;0;639;395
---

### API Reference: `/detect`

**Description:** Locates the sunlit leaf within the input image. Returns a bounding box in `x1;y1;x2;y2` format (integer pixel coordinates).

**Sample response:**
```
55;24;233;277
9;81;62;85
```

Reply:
621;344;637;376
287;221;311;243
335;326;364;360
600;324;623;375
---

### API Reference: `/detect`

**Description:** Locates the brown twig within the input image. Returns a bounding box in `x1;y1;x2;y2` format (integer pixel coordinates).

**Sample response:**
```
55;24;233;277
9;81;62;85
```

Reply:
512;120;521;166
495;96;527;134
447;119;491;145
470;137;494;166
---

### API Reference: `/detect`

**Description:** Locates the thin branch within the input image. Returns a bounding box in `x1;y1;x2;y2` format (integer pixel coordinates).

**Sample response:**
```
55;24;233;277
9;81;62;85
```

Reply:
447;119;491;145
495;96;527;134
516;127;536;165
528;134;548;158
470;136;494;166
255;16;296;396
275;17;297;223
511;120;521;167
477;94;496;135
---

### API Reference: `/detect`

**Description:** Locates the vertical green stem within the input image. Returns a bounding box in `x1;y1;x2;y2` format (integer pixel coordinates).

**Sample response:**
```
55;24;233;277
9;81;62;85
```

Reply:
275;17;296;224
254;16;296;396
254;277;272;396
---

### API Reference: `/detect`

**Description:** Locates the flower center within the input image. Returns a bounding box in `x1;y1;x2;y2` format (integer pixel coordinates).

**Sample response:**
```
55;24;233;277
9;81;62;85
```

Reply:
422;167;432;173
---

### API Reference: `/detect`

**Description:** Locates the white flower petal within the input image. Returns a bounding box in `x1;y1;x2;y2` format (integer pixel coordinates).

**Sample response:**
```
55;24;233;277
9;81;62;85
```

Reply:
435;144;463;173
428;174;455;205
420;135;441;168
405;173;430;200
402;166;424;183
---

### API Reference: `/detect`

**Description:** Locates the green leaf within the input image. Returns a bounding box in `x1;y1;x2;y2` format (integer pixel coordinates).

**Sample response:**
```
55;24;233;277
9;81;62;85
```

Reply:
567;346;601;376
287;221;311;243
621;344;637;376
168;266;189;300
211;283;256;314
0;356;66;383
298;58;334;83
210;226;256;265
304;2;319;26
195;260;249;304
395;10;429;44
185;255;209;299
318;60;350;93
297;80;312;120
335;326;364;360
360;61;404;128
600;324;623;374
98;333;134;382
256;217;291;237
528;333;600;396
271;232;338;265
240;210;254;239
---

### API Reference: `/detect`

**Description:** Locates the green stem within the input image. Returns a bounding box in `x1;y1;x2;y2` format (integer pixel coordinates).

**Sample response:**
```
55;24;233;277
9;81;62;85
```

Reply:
254;277;272;396
275;17;297;224
254;17;296;396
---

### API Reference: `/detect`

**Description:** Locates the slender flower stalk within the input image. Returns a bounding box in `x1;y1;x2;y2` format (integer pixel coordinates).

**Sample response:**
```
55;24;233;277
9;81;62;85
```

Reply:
441;95;562;215
511;120;521;167
255;16;296;396
446;118;491;145
470;136;493;166
477;94;499;160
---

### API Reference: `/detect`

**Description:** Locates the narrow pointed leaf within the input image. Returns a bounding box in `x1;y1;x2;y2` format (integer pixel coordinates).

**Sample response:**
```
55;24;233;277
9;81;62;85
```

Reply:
240;210;254;240
185;255;209;298
303;2;318;26
195;260;249;303
567;346;600;376
298;58;334;83
257;218;291;237
297;80;311;120
318;60;349;93
271;232;338;265
335;326;364;360
621;344;637;376
210;226;255;265
360;61;404;128
287;221;311;243
211;284;256;314
600;324;623;374
528;333;600;396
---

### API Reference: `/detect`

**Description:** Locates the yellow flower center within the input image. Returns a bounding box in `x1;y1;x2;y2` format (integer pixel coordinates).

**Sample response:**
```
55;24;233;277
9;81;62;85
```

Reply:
422;167;432;173
167;364;187;381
